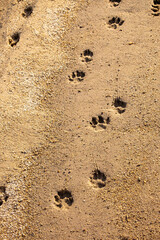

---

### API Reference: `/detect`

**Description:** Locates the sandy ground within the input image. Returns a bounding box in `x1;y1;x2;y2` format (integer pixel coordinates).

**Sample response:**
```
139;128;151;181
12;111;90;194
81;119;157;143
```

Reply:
0;0;160;239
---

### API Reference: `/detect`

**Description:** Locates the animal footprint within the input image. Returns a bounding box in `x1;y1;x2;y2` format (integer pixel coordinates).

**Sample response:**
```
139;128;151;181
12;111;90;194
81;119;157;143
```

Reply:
108;17;124;29
22;6;33;17
9;32;20;47
113;97;127;114
90;169;106;188
90;113;110;130
81;49;93;62
54;189;73;208
151;0;160;16
0;186;9;207
109;0;121;7
68;71;85;82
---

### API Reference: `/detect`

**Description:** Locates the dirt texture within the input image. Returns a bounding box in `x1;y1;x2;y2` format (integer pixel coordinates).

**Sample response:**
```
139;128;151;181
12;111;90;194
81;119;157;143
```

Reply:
0;0;160;239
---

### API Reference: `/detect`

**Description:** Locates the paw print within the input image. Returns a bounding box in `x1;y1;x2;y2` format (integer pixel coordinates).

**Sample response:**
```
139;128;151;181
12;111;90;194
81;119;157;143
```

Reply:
22;6;33;18
0;186;9;207
90;169;106;188
9;32;20;47
81;49;93;62
90;113;110;130
151;0;160;16
54;189;73;209
113;97;127;114
68;71;85;82
109;0;121;7
108;17;124;29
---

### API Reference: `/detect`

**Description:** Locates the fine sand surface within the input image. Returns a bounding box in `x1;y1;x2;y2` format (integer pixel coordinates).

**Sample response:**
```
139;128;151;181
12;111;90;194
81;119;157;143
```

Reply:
0;0;160;239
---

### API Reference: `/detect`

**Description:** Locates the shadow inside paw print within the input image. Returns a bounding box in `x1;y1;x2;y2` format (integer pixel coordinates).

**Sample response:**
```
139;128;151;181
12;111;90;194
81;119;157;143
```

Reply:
110;0;121;7
68;71;85;82
0;186;9;207
114;97;127;114
108;17;124;29
81;49;93;62
151;0;160;16
9;32;20;47
90;113;110;130
153;0;160;4
22;6;33;17
90;169;106;188
54;189;73;208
